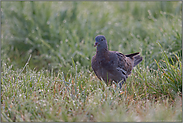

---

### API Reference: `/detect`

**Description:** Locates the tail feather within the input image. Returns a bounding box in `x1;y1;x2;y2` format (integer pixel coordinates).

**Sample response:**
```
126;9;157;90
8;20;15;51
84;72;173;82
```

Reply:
133;55;143;67
125;52;139;58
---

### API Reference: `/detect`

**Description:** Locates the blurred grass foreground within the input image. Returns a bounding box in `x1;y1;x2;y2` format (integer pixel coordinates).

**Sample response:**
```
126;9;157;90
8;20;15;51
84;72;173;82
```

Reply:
1;1;182;122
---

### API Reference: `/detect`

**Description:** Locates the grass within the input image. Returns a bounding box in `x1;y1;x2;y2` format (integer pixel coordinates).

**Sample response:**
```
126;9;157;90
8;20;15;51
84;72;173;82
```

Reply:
1;1;182;122
1;1;182;72
1;50;182;122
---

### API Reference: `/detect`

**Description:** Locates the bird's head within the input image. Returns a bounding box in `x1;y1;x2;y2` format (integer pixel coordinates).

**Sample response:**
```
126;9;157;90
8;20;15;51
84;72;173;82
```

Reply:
94;35;108;50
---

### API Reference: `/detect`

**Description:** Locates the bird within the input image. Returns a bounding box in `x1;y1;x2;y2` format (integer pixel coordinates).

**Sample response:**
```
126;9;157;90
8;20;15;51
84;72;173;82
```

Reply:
91;35;143;88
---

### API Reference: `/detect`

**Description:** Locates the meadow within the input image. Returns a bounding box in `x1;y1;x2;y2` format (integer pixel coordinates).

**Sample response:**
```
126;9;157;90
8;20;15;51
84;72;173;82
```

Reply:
1;1;182;122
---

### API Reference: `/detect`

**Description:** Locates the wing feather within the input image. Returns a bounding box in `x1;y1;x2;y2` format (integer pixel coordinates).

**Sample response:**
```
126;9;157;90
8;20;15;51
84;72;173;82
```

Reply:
116;52;133;76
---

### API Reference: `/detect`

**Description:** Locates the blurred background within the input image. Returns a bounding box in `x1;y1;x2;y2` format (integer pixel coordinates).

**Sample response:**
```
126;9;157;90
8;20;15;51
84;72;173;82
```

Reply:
1;1;182;74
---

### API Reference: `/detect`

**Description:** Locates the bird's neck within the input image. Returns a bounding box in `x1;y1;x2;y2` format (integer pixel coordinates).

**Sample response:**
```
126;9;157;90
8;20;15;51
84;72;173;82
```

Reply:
96;47;108;56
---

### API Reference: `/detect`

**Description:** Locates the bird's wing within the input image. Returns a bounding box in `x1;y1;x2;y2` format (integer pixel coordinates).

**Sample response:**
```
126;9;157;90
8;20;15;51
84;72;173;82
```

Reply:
116;52;133;75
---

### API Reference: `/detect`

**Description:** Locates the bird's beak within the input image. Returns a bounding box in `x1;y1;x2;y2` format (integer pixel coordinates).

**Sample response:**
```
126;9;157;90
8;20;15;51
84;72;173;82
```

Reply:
94;42;98;47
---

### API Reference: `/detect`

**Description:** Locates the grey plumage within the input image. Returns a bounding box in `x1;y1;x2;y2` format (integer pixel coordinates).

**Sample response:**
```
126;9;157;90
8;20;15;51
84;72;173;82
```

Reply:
133;55;143;67
91;35;143;88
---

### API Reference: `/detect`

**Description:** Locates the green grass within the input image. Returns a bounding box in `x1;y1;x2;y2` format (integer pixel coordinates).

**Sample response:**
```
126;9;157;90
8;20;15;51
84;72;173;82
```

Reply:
1;1;182;122
1;50;182;122
1;1;182;72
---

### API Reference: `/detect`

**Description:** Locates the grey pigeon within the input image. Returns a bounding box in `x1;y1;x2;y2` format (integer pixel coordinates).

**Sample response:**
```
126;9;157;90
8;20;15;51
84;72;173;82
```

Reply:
91;35;143;88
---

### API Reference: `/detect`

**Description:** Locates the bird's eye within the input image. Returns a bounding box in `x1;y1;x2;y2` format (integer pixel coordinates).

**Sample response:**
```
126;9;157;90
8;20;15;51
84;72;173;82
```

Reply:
101;38;103;41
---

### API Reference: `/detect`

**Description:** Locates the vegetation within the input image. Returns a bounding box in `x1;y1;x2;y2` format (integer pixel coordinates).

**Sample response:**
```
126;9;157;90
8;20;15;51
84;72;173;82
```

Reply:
1;1;182;122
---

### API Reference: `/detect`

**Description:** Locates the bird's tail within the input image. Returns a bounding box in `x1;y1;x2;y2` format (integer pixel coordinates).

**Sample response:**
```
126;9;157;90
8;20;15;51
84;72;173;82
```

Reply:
125;52;139;58
133;55;143;67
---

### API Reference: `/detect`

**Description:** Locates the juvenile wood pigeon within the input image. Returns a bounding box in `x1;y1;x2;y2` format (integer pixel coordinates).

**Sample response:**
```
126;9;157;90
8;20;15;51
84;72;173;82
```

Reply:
91;35;143;88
